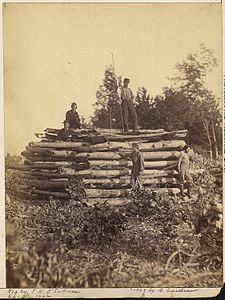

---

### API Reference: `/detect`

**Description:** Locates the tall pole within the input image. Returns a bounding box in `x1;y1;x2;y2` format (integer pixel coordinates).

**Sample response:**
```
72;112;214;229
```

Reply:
111;53;124;133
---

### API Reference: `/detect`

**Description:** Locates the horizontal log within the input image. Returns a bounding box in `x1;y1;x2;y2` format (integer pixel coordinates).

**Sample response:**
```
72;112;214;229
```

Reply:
85;189;130;198
22;171;77;178
85;188;180;198
19;191;39;200
22;155;88;163
32;189;71;199
86;198;132;206
59;168;129;178
24;161;76;168
24;161;89;170
22;168;182;179
105;130;187;142
75;152;122;160
88;160;177;169
26;147;53;154
28;179;69;190
83;177;178;188
22;150;180;162
75;151;180;161
44;128;98;135
97;128;165;134
91;140;186;151
29;141;89;148
40;139;57;143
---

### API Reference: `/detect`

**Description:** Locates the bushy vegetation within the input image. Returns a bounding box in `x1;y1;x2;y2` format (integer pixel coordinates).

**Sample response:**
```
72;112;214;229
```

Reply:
5;153;222;288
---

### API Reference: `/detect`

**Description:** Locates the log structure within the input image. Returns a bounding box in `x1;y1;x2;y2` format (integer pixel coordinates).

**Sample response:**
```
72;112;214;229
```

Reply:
9;128;189;205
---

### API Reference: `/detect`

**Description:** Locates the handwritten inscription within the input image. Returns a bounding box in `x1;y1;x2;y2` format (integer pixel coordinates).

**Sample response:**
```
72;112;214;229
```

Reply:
8;288;80;299
130;288;199;293
7;287;200;298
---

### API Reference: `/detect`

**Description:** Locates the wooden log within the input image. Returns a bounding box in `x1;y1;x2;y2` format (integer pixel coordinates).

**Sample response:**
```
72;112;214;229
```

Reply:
85;187;180;198
44;128;60;134
88;160;177;169
91;140;186;151
19;191;39;200
40;138;57;143
22;171;77;178
142;151;180;160
142;169;178;176
25;147;53;155
23;155;88;163
85;189;130;198
29;141;88;148
59;168;129;178
87;198;132;206
24;161;77;168
97;128;165;134
44;128;98;135
83;177;178;188
24;161;89;170
75;150;180;161
28;179;69;190
75;152;122;160
105;130;187;142
32;189;71;199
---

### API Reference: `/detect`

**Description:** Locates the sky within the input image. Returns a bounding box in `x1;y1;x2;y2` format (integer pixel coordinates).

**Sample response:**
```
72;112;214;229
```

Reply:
3;3;222;154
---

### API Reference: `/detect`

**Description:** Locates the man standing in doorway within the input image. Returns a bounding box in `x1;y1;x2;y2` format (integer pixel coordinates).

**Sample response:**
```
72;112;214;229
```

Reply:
120;78;138;133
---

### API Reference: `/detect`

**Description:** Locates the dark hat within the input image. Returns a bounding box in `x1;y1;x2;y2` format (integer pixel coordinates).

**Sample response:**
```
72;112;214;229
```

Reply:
123;78;130;82
71;102;77;107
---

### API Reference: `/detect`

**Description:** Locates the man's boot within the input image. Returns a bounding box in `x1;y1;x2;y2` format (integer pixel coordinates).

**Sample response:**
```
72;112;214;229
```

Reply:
180;184;185;197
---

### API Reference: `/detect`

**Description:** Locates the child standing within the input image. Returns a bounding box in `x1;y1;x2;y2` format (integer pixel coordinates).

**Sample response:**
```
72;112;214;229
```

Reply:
130;142;145;189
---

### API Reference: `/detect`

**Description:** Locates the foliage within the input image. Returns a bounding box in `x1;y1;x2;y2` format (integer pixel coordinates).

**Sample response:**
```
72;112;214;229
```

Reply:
156;44;222;157
6;152;222;288
78;204;126;247
5;153;23;168
91;66;122;129
5;154;26;197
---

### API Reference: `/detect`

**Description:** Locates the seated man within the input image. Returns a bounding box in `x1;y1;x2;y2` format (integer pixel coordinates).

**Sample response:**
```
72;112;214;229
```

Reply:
57;121;73;141
65;102;81;129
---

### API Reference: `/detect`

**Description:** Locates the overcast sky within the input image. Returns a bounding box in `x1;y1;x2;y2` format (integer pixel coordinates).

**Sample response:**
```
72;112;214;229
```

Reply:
3;3;222;154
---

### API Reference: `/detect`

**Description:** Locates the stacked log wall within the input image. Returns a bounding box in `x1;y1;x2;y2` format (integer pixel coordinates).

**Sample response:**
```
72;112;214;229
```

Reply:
9;128;190;205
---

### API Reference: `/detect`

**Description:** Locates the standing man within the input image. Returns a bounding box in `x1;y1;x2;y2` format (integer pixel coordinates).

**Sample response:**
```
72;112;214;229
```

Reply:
130;142;145;189
65;102;81;129
178;145;193;198
120;78;138;133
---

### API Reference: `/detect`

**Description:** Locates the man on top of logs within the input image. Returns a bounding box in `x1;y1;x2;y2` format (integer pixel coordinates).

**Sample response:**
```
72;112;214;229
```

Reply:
65;102;81;129
119;78;139;134
57;120;73;141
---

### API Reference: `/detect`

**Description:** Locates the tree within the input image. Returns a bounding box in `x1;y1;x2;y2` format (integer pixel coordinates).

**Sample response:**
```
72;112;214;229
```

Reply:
158;44;222;159
91;66;122;129
135;87;152;129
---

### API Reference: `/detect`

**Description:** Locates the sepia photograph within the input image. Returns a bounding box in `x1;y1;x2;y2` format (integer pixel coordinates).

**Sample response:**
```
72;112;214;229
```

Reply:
3;1;223;295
